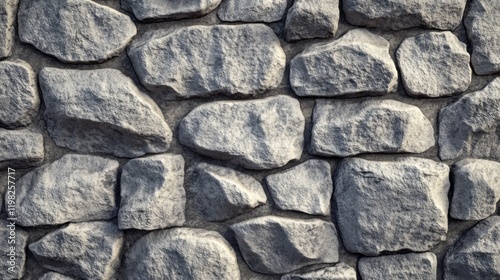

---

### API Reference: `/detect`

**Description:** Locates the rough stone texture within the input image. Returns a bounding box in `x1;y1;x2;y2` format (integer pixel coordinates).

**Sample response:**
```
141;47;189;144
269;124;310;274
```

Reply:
231;216;339;274
0;129;44;169
0;0;19;58
335;157;450;256
265;159;332;215
218;0;287;23
38;272;75;280
281;263;357;280
290;29;398;97
29;221;124;280
40;67;172;158
439;77;500;160
311;99;435;157
122;0;222;21
18;0;136;63
285;0;339;41
397;32;472;98
0;220;28;280
128;24;285;99
358;253;437;280
190;162;267;221
119;154;186;230
123;228;240;280
444;216;500;279
179;95;304;170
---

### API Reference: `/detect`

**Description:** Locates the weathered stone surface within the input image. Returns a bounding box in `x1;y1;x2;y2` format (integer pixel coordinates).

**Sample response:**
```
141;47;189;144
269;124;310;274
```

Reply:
128;24;285;99
13;154;118;227
343;0;467;30
397;32;471;98
190;163;267;221
359;253;437;280
179;95;304;170
0;0;18;59
444;216;500;279
29;221;124;280
38;272;75;280
335;157;450;255
231;216;339;274
281;263;356;280
122;0;222;21
123;228;240;280
218;0;287;22
119;154;186;230
290;29;398;97
450;159;500;220
0;129;44;169
438;77;500;160
40;68;172;158
0;220;28;280
285;0;339;41
265;159;332;215
311;99;435;157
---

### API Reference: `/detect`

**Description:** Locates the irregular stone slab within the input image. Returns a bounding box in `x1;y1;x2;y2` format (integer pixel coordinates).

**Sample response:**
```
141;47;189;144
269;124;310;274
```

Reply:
311;99;435;157
190;162;267;221
231;216;339;274
444;216;500;279
40;68;172;158
218;0;287;22
397;32;471;98
128;24;285;99
29;221;123;280
335;157;450;255
281;263;356;280
450;159;500;220
359;253;437;280
0;129;44;169
119;154;186;230
122;0;222;21
285;0;339;41
290;29;398;97
179;95;304;170
38;272;75;280
438;77;500;160
343;0;467;30
265;159;332;215
0;220;28;280
123;228;240;280
0;0;19;58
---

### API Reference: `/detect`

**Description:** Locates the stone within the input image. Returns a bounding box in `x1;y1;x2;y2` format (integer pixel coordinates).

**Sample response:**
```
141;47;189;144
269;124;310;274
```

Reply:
0;220;28;280
0;0;19;58
397;32;472;98
29;221;123;280
358;253;437;280
465;0;500;75
128;24;285;99
343;0;467;30
444;216;500;279
231;216;339;274
123;228;240;280
218;0;287;22
438;77;500;160
12;154;118;227
38;272;75;280
179;95;304;170
335;157;450;256
18;0;136;63
0;129;44;169
290;29;398;97
311;99;435;157
265;159;332;215
281;263;356;280
122;0;222;21
285;0;339;41
40;68;172;158
189;162;267;221
450;159;500;220
119;154;186;230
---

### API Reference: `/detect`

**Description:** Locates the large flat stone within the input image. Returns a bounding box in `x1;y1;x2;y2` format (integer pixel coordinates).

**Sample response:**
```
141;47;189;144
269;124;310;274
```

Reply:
0;0;19;59
281;263;356;280
0;220;28;280
38;272;75;280
0;129;44;169
218;0;287;22
359;253;437;280
285;0;339;41
122;0;222;21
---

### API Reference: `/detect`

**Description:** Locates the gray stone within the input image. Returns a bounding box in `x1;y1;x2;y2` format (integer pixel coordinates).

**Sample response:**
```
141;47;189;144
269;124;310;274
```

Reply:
40;68;172;158
218;0;287;22
29;221;124;280
0;220;28;280
119;154;186;230
0;129;44;169
128;24;285;99
122;0;222;21
123;228;240;280
38;272;75;280
335;157;450;256
358;253;437;280
179;95;304;170
18;0;136;63
397;32;472;98
285;0;339;41
265;159;332;215
290;29;398;97
281;263;356;280
438;77;500;160
0;0;19;58
231;216;339;274
189;162;267;221
311;99;435;157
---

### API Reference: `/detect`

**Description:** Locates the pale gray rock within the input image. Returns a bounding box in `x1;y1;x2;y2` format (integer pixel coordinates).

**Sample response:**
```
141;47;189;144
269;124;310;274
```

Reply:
359;253;437;280
18;0;136;63
123;228;240;280
285;0;339;41
0;0;18;58
29;221;124;280
122;0;222;21
281;263;356;280
128;24;285;99
179;95;304;170
335;157;450;255
311;99;435;157
0;220;28;280
231;216;339;274
397;32;472;98
265;159;332;215
218;0;287;22
290;29;398;97
40;68;172;158
0;129;44;169
38;272;75;280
